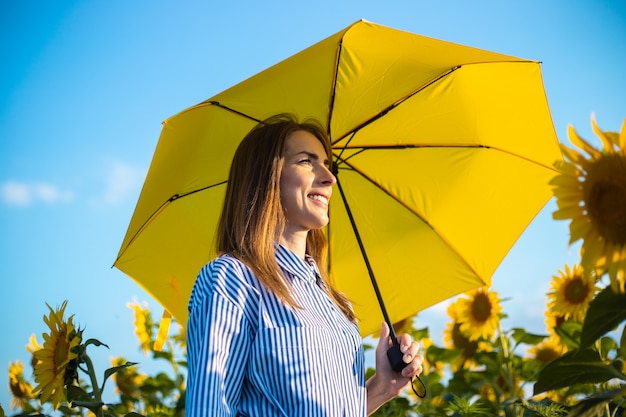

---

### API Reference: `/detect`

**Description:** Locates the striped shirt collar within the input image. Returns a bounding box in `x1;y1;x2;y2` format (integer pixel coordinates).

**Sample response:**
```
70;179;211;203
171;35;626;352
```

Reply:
275;243;319;284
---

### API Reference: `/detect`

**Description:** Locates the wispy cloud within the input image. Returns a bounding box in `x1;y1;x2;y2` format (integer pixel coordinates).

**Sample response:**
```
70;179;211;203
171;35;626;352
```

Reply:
100;160;146;206
1;180;74;206
2;160;146;209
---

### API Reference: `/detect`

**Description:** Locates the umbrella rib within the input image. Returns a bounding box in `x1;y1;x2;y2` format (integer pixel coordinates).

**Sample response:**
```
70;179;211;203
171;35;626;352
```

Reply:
326;32;345;138
334;143;561;174
331;60;542;148
114;182;227;265
331;66;461;146
206;101;264;124
335;176;402;345
333;154;484;280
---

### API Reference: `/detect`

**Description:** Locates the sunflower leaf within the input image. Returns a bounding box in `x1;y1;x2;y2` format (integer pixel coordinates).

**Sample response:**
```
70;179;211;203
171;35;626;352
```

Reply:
581;286;626;349
533;348;626;394
102;361;139;391
66;385;92;403
71;400;105;414
67;385;104;414
566;388;626;417
555;320;582;350
84;338;110;349
425;346;463;364
511;328;547;346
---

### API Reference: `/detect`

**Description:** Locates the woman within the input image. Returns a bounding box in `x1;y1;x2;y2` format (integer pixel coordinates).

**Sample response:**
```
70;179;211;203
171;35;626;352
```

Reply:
186;114;423;416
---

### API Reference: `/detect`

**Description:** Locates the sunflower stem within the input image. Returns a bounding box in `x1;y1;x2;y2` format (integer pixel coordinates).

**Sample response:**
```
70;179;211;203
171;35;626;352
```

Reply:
497;322;516;401
81;352;104;417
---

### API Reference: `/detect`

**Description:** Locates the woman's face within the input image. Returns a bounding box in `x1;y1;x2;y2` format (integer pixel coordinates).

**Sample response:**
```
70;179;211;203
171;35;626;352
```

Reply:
280;129;336;234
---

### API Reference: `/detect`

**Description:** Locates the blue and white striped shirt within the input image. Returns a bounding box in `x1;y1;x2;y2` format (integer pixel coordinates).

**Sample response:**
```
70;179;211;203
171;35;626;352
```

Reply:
186;244;366;416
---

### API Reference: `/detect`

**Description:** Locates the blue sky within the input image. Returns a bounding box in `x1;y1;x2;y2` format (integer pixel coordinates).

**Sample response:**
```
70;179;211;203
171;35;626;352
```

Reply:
2;0;625;410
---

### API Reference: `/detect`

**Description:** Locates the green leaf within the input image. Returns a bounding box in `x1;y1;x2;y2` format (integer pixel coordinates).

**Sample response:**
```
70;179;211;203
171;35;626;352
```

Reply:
153;350;173;360
66;385;92;403
567;388;625;417
411;326;430;341
511;328;547;346
598;335;619;359
71;399;105;414
555;320;582;349
474;351;500;373
426;346;463;364
103;361;139;386
84;338;110;349
534;348;626;394
581;286;626;348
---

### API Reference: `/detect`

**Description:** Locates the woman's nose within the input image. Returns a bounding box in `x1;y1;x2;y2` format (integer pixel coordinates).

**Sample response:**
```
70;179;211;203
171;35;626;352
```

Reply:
321;165;337;185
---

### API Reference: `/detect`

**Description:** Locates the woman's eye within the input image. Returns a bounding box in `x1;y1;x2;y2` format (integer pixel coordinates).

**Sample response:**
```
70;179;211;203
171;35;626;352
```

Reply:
299;159;312;165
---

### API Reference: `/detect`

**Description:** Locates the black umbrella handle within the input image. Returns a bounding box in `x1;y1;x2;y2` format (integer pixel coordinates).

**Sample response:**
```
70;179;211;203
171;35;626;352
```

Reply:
387;340;408;372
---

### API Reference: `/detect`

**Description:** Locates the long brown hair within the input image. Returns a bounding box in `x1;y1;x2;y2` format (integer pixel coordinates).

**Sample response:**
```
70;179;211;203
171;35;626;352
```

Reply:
216;113;355;322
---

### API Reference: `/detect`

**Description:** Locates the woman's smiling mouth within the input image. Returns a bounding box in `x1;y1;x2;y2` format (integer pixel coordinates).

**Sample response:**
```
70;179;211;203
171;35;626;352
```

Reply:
308;193;329;206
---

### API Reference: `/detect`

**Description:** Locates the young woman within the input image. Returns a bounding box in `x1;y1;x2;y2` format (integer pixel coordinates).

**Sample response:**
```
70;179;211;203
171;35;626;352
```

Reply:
186;114;423;416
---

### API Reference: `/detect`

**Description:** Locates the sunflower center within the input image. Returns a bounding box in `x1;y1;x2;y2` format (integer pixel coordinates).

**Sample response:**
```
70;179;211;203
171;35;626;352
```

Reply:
535;346;560;364
471;292;492;322
563;277;590;304
583;154;626;245
452;323;478;356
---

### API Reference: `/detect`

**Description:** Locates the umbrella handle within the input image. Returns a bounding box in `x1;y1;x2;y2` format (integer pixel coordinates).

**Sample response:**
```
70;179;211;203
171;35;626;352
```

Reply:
388;341;428;398
386;341;408;372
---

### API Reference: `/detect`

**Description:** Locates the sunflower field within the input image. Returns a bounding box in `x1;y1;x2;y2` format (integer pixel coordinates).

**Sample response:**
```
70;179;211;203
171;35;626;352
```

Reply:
4;116;626;417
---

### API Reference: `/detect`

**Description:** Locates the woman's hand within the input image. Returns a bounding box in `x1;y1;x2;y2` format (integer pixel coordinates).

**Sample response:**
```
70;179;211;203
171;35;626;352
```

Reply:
366;322;424;415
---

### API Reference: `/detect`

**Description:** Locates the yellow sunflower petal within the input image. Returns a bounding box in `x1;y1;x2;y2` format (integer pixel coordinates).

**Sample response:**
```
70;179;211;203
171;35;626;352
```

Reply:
553;205;585;221
568;124;602;159
569;215;592;242
607;245;626;285
618;118;626;150
591;115;616;154
550;172;582;189
556;160;584;176
554;193;583;210
559;143;590;168
581;236;606;271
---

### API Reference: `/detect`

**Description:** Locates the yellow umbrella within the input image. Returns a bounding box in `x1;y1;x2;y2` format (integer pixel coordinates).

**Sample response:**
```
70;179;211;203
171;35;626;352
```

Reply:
114;20;561;341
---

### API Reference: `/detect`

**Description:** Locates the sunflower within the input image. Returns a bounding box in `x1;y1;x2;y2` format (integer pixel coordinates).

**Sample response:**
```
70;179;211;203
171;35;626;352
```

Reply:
443;299;491;370
127;300;154;355
547;264;597;321
456;287;503;342
32;301;82;409
551;115;626;294
528;335;568;364
9;360;34;409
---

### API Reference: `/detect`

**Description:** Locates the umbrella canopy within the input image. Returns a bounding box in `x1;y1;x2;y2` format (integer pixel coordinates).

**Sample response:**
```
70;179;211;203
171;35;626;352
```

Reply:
114;20;561;337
